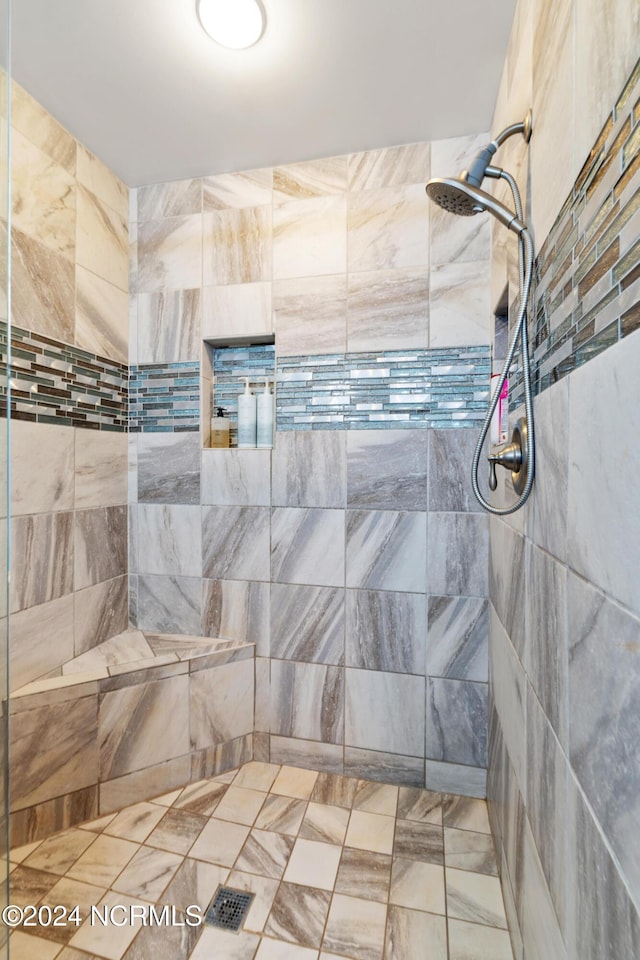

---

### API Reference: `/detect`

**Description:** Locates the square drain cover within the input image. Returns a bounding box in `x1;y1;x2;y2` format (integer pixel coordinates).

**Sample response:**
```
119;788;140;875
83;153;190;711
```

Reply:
205;887;254;932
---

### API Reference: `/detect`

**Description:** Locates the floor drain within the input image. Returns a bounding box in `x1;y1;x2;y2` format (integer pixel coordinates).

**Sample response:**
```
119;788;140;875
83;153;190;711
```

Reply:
205;887;254;933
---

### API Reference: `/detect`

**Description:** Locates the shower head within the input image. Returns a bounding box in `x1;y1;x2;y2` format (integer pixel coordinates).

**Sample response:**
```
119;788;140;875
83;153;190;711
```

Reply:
425;177;526;235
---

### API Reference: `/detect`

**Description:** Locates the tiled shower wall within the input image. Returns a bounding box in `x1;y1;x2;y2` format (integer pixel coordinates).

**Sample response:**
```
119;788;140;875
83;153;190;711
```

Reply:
129;137;495;795
486;2;640;958
6;83;130;693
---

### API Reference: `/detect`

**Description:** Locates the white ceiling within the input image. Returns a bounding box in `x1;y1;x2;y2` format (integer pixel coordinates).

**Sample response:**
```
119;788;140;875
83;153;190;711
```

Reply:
12;0;516;187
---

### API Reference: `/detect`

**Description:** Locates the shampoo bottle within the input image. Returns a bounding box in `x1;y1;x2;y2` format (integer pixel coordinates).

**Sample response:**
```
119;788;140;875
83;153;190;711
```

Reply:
210;406;230;448
257;377;274;449
237;377;257;448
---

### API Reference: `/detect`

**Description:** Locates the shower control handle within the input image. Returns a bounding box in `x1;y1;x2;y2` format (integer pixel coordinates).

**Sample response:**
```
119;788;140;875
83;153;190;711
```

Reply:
488;440;523;491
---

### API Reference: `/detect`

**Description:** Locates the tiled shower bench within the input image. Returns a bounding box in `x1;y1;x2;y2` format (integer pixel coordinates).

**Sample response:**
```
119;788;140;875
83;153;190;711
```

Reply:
8;630;255;847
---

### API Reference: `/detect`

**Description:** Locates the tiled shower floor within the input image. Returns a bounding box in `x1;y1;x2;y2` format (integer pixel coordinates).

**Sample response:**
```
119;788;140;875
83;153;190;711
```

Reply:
9;762;513;960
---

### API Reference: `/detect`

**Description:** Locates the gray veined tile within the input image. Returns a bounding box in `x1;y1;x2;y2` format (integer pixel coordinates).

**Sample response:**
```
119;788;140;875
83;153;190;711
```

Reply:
429;261;491;347
74;505;127;590
271;508;345;588
202;579;270;654
335;847;392;902
272;431;346;508
10;595;75;689
11;512;74;613
75;265;128;364
137;287;201;363
22;828;96;876
428;512;488;598
158;858;228;915
190;659;254;750
428;428;485;513
444;827;498;876
76;184;128;292
390;857;446;914
299;801;350;844
531;377;569;561
430;189;490;264
201;448;271;507
270;737;344;775
203;167;273;210
111;845;183;900
137;432;201;505
137;178;202;220
76;142;128;220
345;669;425;757
203;206;272;285
136;504;202;577
393;819;444;865
265;881;332;949
12;80;77;173
427;596;489;681
255;794;307;836
346;429;428;511
397;786;444;825
137;214;202;293
74;576;128;656
188;817;251;868
310;772;359;808
274;155;347;202
173;778;229;817
11;226;75;342
448;919;514;960
385;904;448;960
11;420;74;516
75;428;128;510
271;661;344;745
136;575;202;635
346;589;426;674
446;867;507;929
144;807;208;854
347;183;429;273
348;142;430;191
346;510;427;593
203;506;271;582
344;748;425;788
273;274;347;356
347;267;428;352
235;828;295;879
353;780;398;817
202;280;272;341
322;893;387;960
271;583;345;665
426;678;488;768
273;195;346;279
102;801;166;843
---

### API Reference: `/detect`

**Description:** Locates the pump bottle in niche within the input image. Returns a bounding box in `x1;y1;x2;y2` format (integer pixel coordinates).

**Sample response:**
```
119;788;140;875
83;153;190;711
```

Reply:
237;377;257;448
257;377;274;448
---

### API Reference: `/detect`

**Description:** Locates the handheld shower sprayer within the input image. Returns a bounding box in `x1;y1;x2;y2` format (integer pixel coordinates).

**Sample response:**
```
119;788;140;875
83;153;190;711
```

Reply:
425;111;535;516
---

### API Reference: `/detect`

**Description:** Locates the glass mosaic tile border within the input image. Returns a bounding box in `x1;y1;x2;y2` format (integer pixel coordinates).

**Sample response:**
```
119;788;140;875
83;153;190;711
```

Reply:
511;55;640;407
0;321;127;430
212;344;276;432
129;361;199;432
276;347;490;430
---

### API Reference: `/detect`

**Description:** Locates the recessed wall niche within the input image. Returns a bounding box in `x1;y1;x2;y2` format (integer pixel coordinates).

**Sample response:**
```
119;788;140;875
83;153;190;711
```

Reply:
201;336;276;447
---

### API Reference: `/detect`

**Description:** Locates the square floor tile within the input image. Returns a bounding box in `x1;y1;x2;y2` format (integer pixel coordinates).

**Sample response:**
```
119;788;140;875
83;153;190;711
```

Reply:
234;762;282;792
102;802;166;843
345;811;395;855
384;905;447;960
264;882;331;949
68;891;151;959
256;939;319;959
444;827;497;876
214;786;269;826
111;845;183;900
150;787;184;806
334;848;392;903
448;918;514;959
442;796;491;833
283;838;342;891
353;782;398;817
159;857;228;914
188;818;251;867
322;893;387;960
9;865;61;907
227;870;281;932
389;858;445;914
23;829;95;875
35;876;108;945
310;773;359;808
397;787;443;825
174;779;229;816
235;829;295;879
9;931;62;960
255;795;307;836
144;807;208;855
299;803;349;845
10;840;44;864
271;766;319;801
189;925;260;960
393;819;443;864
66;835;139;887
446;868;507;929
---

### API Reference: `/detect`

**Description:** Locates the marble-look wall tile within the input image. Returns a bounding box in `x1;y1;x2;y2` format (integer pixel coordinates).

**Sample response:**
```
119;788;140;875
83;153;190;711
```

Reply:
11;511;74;612
489;607;526;794
425;760;487;799
530;378;569;562
568;332;640;617
429;261;491;347
348;185;429;273
75;428;128;509
74;505;127;590
76;143;128;221
271;583;344;665
426;678;488;767
137;215;202;293
11;81;77;173
525;544;568;746
430;203;490;265
10;785;99;847
345;668;425;757
10;595;75;690
426;596;488;682
346;510;427;593
138;433;201;505
346;589;426;674
272;432;346;508
568;571;640;904
12;128;76;261
271;508;345;587
273;195;346;279
203;168;272;210
136;575;202;635
274;156;347;203
76;185;128;292
527;684;568;936
137;288;201;363
11;421;74;516
428;429;485;513
201;282;272;341
190;660;254;749
346;267;429;351
346;430;428;511
11;697;98;810
270;661;344;744
202;579;270;655
344;748;424;787
520;819;567;960
11;226;75;342
273;275;347;356
100;755;191;815
136;504;201;578
75;265;129;364
348;143;430;191
137;179;202;221
202;506;271;582
201;449;270;507
567;774;640;960
99;675;190;780
270;736;344;774
489;517;526;658
74;576;129;656
429;513;488;597
203;207;271;285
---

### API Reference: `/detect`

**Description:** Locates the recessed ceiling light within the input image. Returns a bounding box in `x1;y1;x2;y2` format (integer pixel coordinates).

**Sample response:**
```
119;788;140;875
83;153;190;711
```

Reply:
197;0;265;50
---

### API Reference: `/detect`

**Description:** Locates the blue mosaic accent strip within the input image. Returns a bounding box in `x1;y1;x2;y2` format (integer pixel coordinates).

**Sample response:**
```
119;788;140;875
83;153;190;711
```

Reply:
213;344;276;438
0;321;127;430
275;347;491;430
129;362;200;432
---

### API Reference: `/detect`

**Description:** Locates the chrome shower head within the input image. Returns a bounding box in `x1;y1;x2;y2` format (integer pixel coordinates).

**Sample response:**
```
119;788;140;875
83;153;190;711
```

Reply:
425;177;526;235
